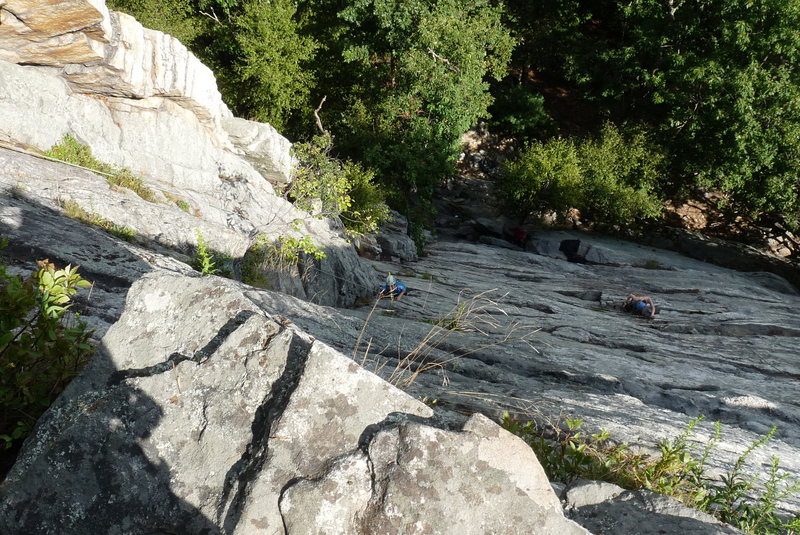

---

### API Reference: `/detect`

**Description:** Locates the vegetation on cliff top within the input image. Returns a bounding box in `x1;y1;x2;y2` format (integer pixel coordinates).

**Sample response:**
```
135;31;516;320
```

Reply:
109;0;800;233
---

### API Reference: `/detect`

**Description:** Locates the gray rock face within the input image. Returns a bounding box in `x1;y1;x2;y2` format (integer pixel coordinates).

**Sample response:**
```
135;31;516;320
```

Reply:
0;146;250;259
0;0;385;309
222;117;294;188
0;0;111;66
648;227;800;290
0;179;196;338
1;0;229;127
0;58;277;229
353;233;382;260
375;210;418;262
0;63;377;307
0;272;587;535
564;480;744;535
247;235;800;517
2;3;798;532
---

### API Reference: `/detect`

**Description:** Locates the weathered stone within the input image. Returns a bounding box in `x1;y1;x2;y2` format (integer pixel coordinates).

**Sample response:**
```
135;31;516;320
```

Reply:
0;1;230;127
648;228;800;289
375;210;418;262
473;215;511;237
65;12;230;126
249;235;800;517
221;117;293;187
564;480;744;535
353;233;382;259
3;3;799;532
0;58;377;307
0;185;196;337
0;59;237;198
0;272;585;535
282;413;589;535
0;148;249;259
478;235;523;250
563;479;626;509
0;0;110;65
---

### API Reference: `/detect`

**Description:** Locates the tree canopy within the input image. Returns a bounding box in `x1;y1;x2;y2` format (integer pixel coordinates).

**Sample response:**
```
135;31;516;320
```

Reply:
506;0;800;222
297;0;514;217
109;0;800;230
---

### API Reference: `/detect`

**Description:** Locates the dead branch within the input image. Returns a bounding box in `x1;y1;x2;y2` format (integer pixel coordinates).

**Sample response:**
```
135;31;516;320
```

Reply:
199;7;222;24
314;96;330;138
427;48;460;74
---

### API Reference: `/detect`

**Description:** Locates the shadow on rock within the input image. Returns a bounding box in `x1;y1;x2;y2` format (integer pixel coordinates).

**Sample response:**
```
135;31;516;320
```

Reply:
0;193;222;532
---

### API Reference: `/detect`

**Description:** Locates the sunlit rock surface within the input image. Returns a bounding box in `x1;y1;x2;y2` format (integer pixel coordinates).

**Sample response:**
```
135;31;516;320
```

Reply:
0;273;588;535
250;234;800;515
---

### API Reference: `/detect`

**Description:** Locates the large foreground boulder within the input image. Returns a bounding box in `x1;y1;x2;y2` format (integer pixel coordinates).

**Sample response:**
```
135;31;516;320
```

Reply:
0;272;588;535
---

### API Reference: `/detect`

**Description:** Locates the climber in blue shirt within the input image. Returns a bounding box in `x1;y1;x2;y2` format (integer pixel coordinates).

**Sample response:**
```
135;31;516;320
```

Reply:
379;273;408;301
623;294;656;318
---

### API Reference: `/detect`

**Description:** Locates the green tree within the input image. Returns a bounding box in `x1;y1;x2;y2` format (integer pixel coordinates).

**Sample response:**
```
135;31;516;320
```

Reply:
109;0;316;131
107;0;204;44
216;0;317;130
301;0;514;220
525;0;800;224
486;84;551;142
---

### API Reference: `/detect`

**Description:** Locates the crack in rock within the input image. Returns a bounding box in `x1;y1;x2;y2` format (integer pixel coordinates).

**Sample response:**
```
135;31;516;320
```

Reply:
217;331;313;533
107;310;255;386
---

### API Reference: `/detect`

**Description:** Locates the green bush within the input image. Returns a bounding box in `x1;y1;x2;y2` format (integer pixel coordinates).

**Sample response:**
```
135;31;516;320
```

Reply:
290;136;353;217
576;124;664;226
44;134;109;171
0;256;94;451
190;229;233;278
191;229;217;276
499;136;583;220
503;414;800;535
241;233;326;289
499;123;664;228
45;135;157;203
220;0;317;131
290;135;389;236
340;161;390;237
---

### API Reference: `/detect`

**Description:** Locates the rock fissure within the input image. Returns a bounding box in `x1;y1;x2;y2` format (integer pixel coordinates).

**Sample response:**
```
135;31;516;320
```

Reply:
1;6;25;25
218;332;313;532
108;310;256;385
197;397;210;443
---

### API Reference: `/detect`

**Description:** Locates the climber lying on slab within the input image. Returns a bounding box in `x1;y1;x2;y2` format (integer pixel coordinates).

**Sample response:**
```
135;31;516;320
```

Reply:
623;294;656;318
